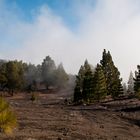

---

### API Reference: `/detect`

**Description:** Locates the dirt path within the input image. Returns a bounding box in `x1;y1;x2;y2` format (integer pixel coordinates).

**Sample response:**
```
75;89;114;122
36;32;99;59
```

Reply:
0;92;140;140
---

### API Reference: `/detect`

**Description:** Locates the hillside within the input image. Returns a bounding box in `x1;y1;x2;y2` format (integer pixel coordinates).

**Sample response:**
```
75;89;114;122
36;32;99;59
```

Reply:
0;91;140;140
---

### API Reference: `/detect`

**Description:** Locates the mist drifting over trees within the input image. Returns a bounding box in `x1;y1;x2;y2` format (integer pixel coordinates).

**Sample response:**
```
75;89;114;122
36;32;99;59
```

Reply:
0;56;70;95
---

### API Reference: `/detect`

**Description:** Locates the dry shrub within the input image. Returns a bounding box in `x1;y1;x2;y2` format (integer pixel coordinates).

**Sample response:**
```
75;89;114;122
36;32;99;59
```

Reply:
30;92;38;102
0;98;17;134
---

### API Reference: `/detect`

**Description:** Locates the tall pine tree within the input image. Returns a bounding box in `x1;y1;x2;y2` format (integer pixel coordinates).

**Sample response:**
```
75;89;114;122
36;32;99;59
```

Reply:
73;60;94;103
73;77;83;103
41;56;56;89
73;65;85;103
100;49;123;98
77;65;85;92
82;60;94;102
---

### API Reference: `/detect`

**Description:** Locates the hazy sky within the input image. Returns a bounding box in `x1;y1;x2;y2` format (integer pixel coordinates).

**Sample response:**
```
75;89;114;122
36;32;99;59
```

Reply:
1;0;140;82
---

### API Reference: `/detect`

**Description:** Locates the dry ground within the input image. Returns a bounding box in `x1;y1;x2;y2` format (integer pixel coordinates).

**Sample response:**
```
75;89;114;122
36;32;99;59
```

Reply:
0;90;140;140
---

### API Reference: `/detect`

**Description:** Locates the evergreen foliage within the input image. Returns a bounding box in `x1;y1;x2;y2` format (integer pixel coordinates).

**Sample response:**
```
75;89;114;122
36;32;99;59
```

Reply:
5;61;24;95
134;65;140;98
73;79;82;103
74;49;124;103
82;61;94;102
100;49;123;98
74;60;94;103
0;61;24;95
0;56;69;94
77;65;85;92
0;63;7;90
92;64;107;101
73;66;85;103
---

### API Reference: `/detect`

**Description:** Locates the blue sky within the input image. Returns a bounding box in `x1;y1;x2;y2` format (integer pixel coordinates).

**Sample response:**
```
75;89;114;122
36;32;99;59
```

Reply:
5;0;96;28
7;0;75;23
1;0;140;82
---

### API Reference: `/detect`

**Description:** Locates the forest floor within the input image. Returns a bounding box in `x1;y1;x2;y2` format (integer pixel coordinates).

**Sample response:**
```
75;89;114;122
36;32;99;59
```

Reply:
0;90;140;140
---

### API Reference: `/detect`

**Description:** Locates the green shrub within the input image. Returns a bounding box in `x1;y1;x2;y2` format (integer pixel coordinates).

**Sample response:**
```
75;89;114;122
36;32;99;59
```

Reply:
0;98;17;134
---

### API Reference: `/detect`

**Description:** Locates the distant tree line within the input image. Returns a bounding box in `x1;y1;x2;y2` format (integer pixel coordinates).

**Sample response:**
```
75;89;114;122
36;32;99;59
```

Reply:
0;56;69;95
0;50;140;101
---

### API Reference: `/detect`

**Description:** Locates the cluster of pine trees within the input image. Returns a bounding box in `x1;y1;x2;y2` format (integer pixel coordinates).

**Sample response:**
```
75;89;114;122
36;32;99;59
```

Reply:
74;49;123;103
0;56;69;95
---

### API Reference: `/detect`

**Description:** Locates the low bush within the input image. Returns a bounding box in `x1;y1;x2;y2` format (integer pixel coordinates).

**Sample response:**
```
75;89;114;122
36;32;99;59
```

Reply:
0;98;17;134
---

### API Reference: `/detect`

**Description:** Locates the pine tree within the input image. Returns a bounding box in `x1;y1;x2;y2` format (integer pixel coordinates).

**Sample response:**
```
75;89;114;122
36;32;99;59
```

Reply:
77;65;85;91
134;65;140;97
73;78;83;103
54;63;69;88
41;56;56;89
127;71;134;94
5;61;24;95
73;65;85;103
100;49;123;98
92;64;107;102
0;63;7;91
111;79;123;99
73;60;94;103
82;60;94;102
24;63;42;91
